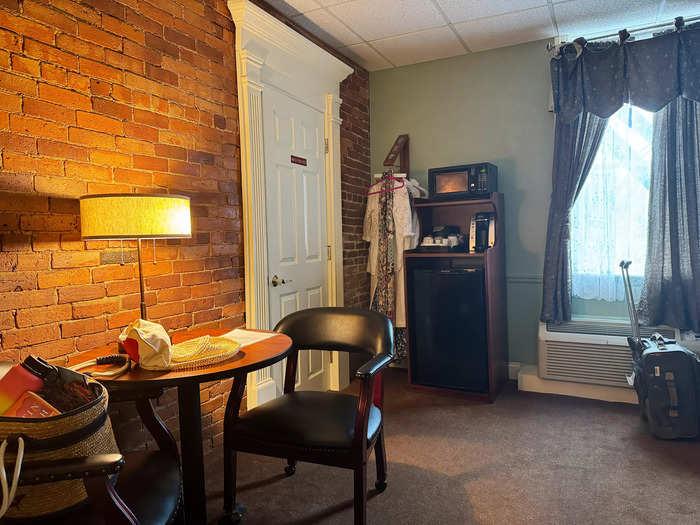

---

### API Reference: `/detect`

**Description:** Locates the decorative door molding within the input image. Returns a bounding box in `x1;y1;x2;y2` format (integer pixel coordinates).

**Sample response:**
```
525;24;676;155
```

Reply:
227;0;353;404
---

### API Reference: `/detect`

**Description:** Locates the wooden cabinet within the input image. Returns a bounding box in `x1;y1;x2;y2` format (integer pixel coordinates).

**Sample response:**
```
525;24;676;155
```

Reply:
404;193;508;402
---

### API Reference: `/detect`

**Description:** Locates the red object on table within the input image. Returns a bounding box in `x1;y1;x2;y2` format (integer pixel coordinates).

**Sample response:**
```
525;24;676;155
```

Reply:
0;363;45;415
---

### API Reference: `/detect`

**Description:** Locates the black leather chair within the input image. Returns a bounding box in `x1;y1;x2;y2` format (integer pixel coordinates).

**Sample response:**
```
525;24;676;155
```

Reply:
5;399;181;525
222;307;394;525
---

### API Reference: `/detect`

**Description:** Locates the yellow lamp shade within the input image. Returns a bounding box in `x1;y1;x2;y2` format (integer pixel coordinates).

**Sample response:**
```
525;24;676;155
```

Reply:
80;194;192;240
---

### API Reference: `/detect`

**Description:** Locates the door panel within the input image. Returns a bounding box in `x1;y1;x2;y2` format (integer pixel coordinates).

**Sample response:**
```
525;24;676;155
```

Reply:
263;87;330;395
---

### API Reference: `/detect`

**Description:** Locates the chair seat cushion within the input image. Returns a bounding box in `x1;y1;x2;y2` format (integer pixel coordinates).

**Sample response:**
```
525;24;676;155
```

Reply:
233;391;381;449
9;450;180;525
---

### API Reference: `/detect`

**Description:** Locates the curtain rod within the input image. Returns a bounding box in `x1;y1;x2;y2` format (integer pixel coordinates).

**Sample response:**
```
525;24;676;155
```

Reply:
547;14;700;49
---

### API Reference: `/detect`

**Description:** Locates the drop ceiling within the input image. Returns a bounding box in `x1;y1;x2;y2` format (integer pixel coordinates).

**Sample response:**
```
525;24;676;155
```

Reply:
264;0;700;71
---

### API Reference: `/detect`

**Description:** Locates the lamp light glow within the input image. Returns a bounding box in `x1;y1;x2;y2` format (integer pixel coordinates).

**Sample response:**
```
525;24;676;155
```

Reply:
79;194;191;240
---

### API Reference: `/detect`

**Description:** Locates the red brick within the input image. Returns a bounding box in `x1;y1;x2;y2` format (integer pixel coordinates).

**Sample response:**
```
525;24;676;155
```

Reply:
145;33;179;59
164;27;196;50
157;286;190;302
0;289;55;311
0;132;35;155
133;155;167;171
123;122;158;142
108;309;139;329
75;329;120;351
39;84;91;111
145;63;178;86
133;108;169;128
112;84;132;102
37;139;87;160
0;70;36;96
91;97;132;120
0;28;21;53
147;301;182;319
114;168;151;186
35;176;86;197
104;49;144;74
87;149;129;168
24;338;74;360
50;0;101;26
182;271;211;285
55;33;104;62
106;279;139;296
52;251;100;268
69;127;115;149
38;267;91;288
23;0;77;35
79;58;124;83
0;311;14;330
65;161;112;181
92;264;135;282
25;39;78;70
90;78;112;96
0;193;47;212
16;304;72;327
11;54;40;76
10;114;67;141
0;91;20;112
154;143;187;160
72;297;120;318
0;10;54;44
58;284;105;303
15;252;49;270
78;22;122;50
115;137;154;155
61;316;107;337
41;63;68;86
67;72;91;93
123;40;161;66
24;98;76;125
145;274;180;290
101;14;144;44
76;111;123;135
3;153;64;176
3;324;60;348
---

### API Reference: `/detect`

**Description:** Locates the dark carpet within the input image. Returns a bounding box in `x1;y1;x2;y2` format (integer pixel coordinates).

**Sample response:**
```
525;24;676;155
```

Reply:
204;369;700;524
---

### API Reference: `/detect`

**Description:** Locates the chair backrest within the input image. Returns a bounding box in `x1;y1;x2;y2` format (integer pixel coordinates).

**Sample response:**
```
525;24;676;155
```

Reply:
274;307;394;359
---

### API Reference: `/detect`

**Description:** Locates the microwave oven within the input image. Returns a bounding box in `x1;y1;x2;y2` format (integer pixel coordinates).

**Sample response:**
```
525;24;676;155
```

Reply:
428;163;498;200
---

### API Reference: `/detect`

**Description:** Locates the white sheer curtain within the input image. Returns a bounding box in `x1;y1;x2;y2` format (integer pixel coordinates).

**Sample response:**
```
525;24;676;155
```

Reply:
570;104;653;302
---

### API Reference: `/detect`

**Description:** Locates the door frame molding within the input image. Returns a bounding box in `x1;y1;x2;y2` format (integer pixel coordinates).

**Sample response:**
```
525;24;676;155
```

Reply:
228;0;352;406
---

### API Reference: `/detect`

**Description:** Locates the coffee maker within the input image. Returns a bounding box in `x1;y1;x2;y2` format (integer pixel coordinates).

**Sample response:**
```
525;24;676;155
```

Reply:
468;213;495;253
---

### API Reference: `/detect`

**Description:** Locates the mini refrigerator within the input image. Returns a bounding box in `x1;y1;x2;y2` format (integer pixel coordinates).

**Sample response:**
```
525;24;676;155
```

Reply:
406;260;489;393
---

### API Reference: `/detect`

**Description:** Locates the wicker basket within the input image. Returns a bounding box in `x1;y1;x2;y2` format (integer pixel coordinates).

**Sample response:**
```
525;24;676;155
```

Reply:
0;371;119;519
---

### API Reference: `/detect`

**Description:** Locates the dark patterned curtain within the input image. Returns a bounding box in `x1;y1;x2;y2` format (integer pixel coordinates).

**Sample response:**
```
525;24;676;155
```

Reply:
540;113;608;322
542;20;700;323
640;97;700;332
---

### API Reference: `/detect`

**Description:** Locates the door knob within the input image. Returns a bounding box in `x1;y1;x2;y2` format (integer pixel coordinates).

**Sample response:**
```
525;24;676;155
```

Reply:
271;274;292;287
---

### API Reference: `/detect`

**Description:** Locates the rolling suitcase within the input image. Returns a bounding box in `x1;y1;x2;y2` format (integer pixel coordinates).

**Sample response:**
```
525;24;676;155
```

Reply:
620;260;700;439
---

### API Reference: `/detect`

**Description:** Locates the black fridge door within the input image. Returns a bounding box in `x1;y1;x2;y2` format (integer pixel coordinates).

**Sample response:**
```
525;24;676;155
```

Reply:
408;264;489;392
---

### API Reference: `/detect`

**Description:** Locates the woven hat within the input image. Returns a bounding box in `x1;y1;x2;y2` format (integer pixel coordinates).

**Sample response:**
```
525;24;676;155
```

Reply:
118;319;240;371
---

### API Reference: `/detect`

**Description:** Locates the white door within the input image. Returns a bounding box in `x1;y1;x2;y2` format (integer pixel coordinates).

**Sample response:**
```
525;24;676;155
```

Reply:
263;87;331;396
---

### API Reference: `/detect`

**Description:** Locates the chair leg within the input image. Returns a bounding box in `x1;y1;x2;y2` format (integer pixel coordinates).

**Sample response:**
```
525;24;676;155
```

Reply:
221;448;243;524
354;463;367;525
374;429;387;492
285;458;297;476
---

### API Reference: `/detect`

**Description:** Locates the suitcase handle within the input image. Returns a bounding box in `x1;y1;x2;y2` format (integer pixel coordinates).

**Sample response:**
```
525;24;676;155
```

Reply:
619;260;640;339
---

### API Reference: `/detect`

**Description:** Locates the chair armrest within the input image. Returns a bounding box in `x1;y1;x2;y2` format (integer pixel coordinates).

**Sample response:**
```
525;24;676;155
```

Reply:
355;352;393;380
17;454;124;486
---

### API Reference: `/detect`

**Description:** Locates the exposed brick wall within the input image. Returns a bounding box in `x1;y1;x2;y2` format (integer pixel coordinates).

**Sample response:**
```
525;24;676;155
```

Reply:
339;67;370;309
0;0;242;452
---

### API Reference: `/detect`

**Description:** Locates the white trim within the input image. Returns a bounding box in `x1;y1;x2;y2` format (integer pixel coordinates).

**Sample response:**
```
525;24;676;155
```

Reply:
507;361;521;381
517;364;638;404
228;0;352;406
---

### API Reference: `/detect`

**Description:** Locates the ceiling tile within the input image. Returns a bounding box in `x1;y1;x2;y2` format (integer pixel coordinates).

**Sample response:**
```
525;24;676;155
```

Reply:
315;0;350;6
371;26;466;67
656;0;700;22
328;0;445;41
293;9;363;48
266;0;322;17
338;43;394;70
436;0;548;24
553;0;660;40
453;6;555;52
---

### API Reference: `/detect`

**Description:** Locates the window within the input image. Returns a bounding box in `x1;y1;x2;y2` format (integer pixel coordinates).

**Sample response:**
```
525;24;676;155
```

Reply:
570;104;653;306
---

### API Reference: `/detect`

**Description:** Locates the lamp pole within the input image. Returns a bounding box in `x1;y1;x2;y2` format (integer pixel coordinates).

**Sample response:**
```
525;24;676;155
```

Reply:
137;238;147;319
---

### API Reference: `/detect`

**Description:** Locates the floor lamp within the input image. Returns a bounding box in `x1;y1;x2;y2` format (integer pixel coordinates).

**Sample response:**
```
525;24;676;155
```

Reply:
80;194;192;319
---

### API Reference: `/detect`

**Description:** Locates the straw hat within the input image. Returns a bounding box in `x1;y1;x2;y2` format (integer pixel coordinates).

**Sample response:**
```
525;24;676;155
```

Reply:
119;319;240;371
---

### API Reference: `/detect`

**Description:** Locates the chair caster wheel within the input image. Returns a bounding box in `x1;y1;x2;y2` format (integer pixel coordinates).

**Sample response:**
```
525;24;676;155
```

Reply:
219;512;242;524
284;465;296;476
375;480;387;492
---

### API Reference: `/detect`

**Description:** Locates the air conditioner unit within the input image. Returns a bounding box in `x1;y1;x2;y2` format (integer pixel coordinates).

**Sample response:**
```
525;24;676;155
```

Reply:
538;321;680;389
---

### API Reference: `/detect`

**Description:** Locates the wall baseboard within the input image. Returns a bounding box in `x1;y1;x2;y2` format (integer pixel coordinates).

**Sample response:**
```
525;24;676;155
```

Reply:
516;364;638;404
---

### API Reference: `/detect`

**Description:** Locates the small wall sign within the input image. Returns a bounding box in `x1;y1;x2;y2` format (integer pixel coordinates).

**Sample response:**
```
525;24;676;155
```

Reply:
290;155;307;166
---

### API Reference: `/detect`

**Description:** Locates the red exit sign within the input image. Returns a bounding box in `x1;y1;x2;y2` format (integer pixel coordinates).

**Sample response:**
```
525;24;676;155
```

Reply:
290;155;307;166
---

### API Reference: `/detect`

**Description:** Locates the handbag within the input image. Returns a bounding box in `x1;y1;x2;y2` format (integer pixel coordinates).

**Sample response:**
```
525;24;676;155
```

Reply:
0;370;119;519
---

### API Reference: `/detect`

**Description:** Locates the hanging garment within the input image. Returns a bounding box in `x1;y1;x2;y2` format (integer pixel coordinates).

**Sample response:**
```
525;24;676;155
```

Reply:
363;179;414;328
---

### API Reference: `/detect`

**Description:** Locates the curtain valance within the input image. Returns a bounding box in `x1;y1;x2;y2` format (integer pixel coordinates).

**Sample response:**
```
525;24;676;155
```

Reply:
551;23;700;122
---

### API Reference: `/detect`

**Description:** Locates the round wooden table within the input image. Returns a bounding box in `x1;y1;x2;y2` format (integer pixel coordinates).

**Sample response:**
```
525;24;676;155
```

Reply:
65;328;292;525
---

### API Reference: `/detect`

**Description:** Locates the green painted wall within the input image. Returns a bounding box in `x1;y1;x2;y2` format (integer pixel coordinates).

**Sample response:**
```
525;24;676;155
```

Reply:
370;39;555;364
